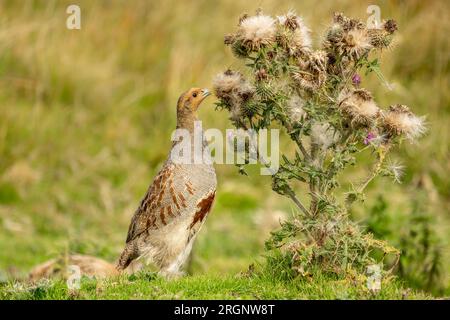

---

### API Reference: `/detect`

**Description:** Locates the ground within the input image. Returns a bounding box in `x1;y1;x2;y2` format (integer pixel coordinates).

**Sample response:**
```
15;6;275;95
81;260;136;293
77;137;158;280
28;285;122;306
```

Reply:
1;271;432;300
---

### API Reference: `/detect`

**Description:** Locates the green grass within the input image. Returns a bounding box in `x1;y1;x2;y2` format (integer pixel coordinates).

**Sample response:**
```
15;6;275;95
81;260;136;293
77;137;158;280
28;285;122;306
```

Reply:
0;271;432;300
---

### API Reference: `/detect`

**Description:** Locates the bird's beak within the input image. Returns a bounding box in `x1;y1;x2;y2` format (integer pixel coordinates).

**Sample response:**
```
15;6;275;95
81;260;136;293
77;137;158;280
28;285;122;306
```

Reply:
194;88;211;111
201;88;211;99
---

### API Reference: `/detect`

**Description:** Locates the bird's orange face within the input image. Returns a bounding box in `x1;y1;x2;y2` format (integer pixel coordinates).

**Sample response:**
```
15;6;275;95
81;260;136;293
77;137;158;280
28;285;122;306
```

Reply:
177;88;211;113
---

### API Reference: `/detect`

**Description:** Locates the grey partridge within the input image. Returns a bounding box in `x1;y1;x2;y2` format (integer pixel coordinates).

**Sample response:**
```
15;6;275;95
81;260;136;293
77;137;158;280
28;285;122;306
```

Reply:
116;88;216;277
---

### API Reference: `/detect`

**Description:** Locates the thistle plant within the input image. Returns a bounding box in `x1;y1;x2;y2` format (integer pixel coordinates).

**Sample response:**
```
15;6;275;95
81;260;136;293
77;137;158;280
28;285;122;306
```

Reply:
213;11;426;278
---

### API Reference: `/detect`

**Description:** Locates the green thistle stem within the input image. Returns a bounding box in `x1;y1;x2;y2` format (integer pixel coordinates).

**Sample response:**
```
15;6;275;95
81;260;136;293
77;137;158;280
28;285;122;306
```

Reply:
246;120;311;216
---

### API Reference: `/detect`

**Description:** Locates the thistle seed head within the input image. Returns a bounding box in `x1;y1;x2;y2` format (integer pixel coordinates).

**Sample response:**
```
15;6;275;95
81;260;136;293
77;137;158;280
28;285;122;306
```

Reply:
325;13;372;60
324;23;344;46
338;89;380;127
236;81;255;103
342;28;372;59
382;104;426;143
291;50;328;91
213;69;255;123
367;19;397;49
277;11;312;53
213;69;243;100
237;14;277;51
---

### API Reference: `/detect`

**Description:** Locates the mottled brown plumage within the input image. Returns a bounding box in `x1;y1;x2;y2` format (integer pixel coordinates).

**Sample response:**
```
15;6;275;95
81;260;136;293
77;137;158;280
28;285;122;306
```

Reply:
116;88;216;277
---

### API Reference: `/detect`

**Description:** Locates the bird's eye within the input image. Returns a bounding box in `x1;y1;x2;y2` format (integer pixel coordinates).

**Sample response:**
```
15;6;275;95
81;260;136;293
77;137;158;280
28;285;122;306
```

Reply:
192;92;197;98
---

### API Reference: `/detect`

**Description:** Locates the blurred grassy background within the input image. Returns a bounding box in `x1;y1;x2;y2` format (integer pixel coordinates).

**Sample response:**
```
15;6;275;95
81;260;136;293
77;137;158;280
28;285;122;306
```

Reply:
0;0;448;295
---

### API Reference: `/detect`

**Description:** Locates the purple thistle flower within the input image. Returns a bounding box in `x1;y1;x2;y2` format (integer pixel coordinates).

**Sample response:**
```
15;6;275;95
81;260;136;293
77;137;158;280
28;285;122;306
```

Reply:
364;132;376;145
352;73;361;87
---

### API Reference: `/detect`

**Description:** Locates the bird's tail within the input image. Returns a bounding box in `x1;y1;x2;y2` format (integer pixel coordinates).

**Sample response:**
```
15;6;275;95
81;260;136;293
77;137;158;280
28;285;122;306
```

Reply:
116;241;139;272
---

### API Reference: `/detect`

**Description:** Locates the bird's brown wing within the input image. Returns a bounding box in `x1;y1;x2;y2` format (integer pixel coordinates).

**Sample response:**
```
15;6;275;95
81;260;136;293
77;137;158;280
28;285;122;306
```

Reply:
125;162;192;243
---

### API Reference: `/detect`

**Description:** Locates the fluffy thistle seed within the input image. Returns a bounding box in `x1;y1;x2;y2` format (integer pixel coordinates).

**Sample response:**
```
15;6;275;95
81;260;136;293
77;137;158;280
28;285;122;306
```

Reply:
338;89;380;126
309;50;328;71
213;69;243;100
237;81;256;103
237;15;277;51
325;24;344;45
213;69;255;122
277;11;312;54
343;29;372;59
325;13;373;60
382;104;426;142
292;26;312;50
285;94;306;123
386;159;404;184
311;122;340;150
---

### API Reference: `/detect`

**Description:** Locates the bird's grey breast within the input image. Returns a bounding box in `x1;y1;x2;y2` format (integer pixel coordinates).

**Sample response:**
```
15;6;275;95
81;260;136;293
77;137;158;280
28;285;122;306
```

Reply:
169;134;216;192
